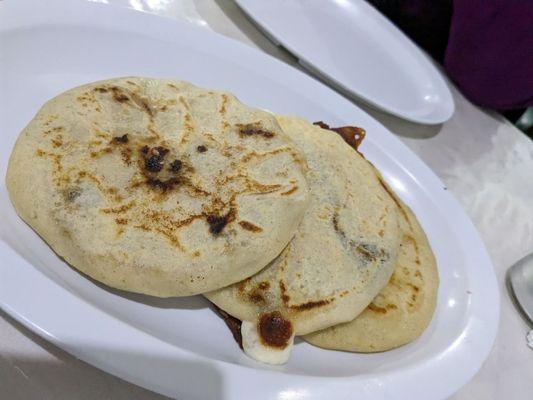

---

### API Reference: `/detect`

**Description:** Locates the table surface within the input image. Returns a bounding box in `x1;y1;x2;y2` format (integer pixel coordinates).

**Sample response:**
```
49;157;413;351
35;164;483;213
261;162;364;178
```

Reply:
2;1;532;399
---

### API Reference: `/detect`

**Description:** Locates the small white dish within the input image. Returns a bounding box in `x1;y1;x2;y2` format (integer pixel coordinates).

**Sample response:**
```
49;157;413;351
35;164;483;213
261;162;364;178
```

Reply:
235;0;455;124
0;1;496;399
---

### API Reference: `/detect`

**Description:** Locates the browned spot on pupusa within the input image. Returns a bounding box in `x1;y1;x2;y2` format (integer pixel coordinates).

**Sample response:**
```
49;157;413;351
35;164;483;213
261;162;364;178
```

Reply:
101;201;136;214
279;279;334;311
407;283;420;293
368;303;388;314
219;94;228;115
289;298;333;311
238;124;275;139
279;280;290;304
142;146;168;172
169;159;182;172
238;220;263;232
313;121;366;151
111;134;129;144
246;281;271;304
355;243;388;264
51;135;63;148
110;86;130;103
368;303;398;314
332;213;344;237
258;311;293;348
137;145;186;192
196;145;207;153
280;186;298;196
206;209;236;235
248;291;265;304
237;277;252;293
134;94;154;117
90;147;113;158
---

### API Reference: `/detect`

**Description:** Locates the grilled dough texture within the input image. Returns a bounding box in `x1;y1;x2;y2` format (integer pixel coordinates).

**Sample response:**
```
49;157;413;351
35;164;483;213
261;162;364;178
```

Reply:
206;116;399;336
6;78;309;296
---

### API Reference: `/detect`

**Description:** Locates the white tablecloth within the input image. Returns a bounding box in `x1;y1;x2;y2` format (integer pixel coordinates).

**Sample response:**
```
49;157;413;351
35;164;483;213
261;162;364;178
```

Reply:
2;1;532;399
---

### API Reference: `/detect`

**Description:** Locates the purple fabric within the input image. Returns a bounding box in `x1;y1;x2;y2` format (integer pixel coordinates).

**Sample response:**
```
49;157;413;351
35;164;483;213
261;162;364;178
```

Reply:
368;0;533;110
445;0;533;110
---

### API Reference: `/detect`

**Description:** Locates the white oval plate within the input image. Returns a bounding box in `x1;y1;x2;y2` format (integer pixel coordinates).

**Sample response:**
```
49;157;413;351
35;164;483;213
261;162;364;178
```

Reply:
235;0;455;124
0;1;497;399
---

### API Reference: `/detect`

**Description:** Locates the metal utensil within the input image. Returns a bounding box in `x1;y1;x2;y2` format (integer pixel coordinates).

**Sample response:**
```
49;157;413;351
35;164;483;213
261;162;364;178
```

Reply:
508;252;533;324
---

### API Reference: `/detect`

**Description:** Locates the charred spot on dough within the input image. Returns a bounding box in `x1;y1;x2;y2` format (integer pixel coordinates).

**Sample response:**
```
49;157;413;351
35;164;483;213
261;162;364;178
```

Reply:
279;280;290;304
136;96;154;117
219;94;228;115
332;213;342;234
51;136;63;148
120;147;133;165
101;201;136;214
196;145;207;153
137;145;188;192
110;86;130;103
280;186;298;196
94;87;108;93
111;134;129;144
238;124;275;139
246;280;270;303
238;220;263;232
169;159;182;173
145;155;163;172
355;243;388;264
368;303;388;314
289;298;333;311
146;176;180;191
237;277;252;293
206;209;236;235
141;146;169;173
115;218;128;225
258;311;293;349
248;291;265;304
407;283;420;293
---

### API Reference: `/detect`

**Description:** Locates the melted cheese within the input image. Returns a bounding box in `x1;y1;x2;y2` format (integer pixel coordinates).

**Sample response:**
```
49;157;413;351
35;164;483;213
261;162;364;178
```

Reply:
241;320;295;364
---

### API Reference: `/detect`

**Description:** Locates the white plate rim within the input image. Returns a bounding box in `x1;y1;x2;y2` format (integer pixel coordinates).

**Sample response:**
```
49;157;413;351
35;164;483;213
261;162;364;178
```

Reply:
234;0;455;125
0;1;497;399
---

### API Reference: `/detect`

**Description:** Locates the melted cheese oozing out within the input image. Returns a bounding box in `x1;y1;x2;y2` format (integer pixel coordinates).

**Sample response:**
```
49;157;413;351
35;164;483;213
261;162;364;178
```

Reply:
241;320;295;365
